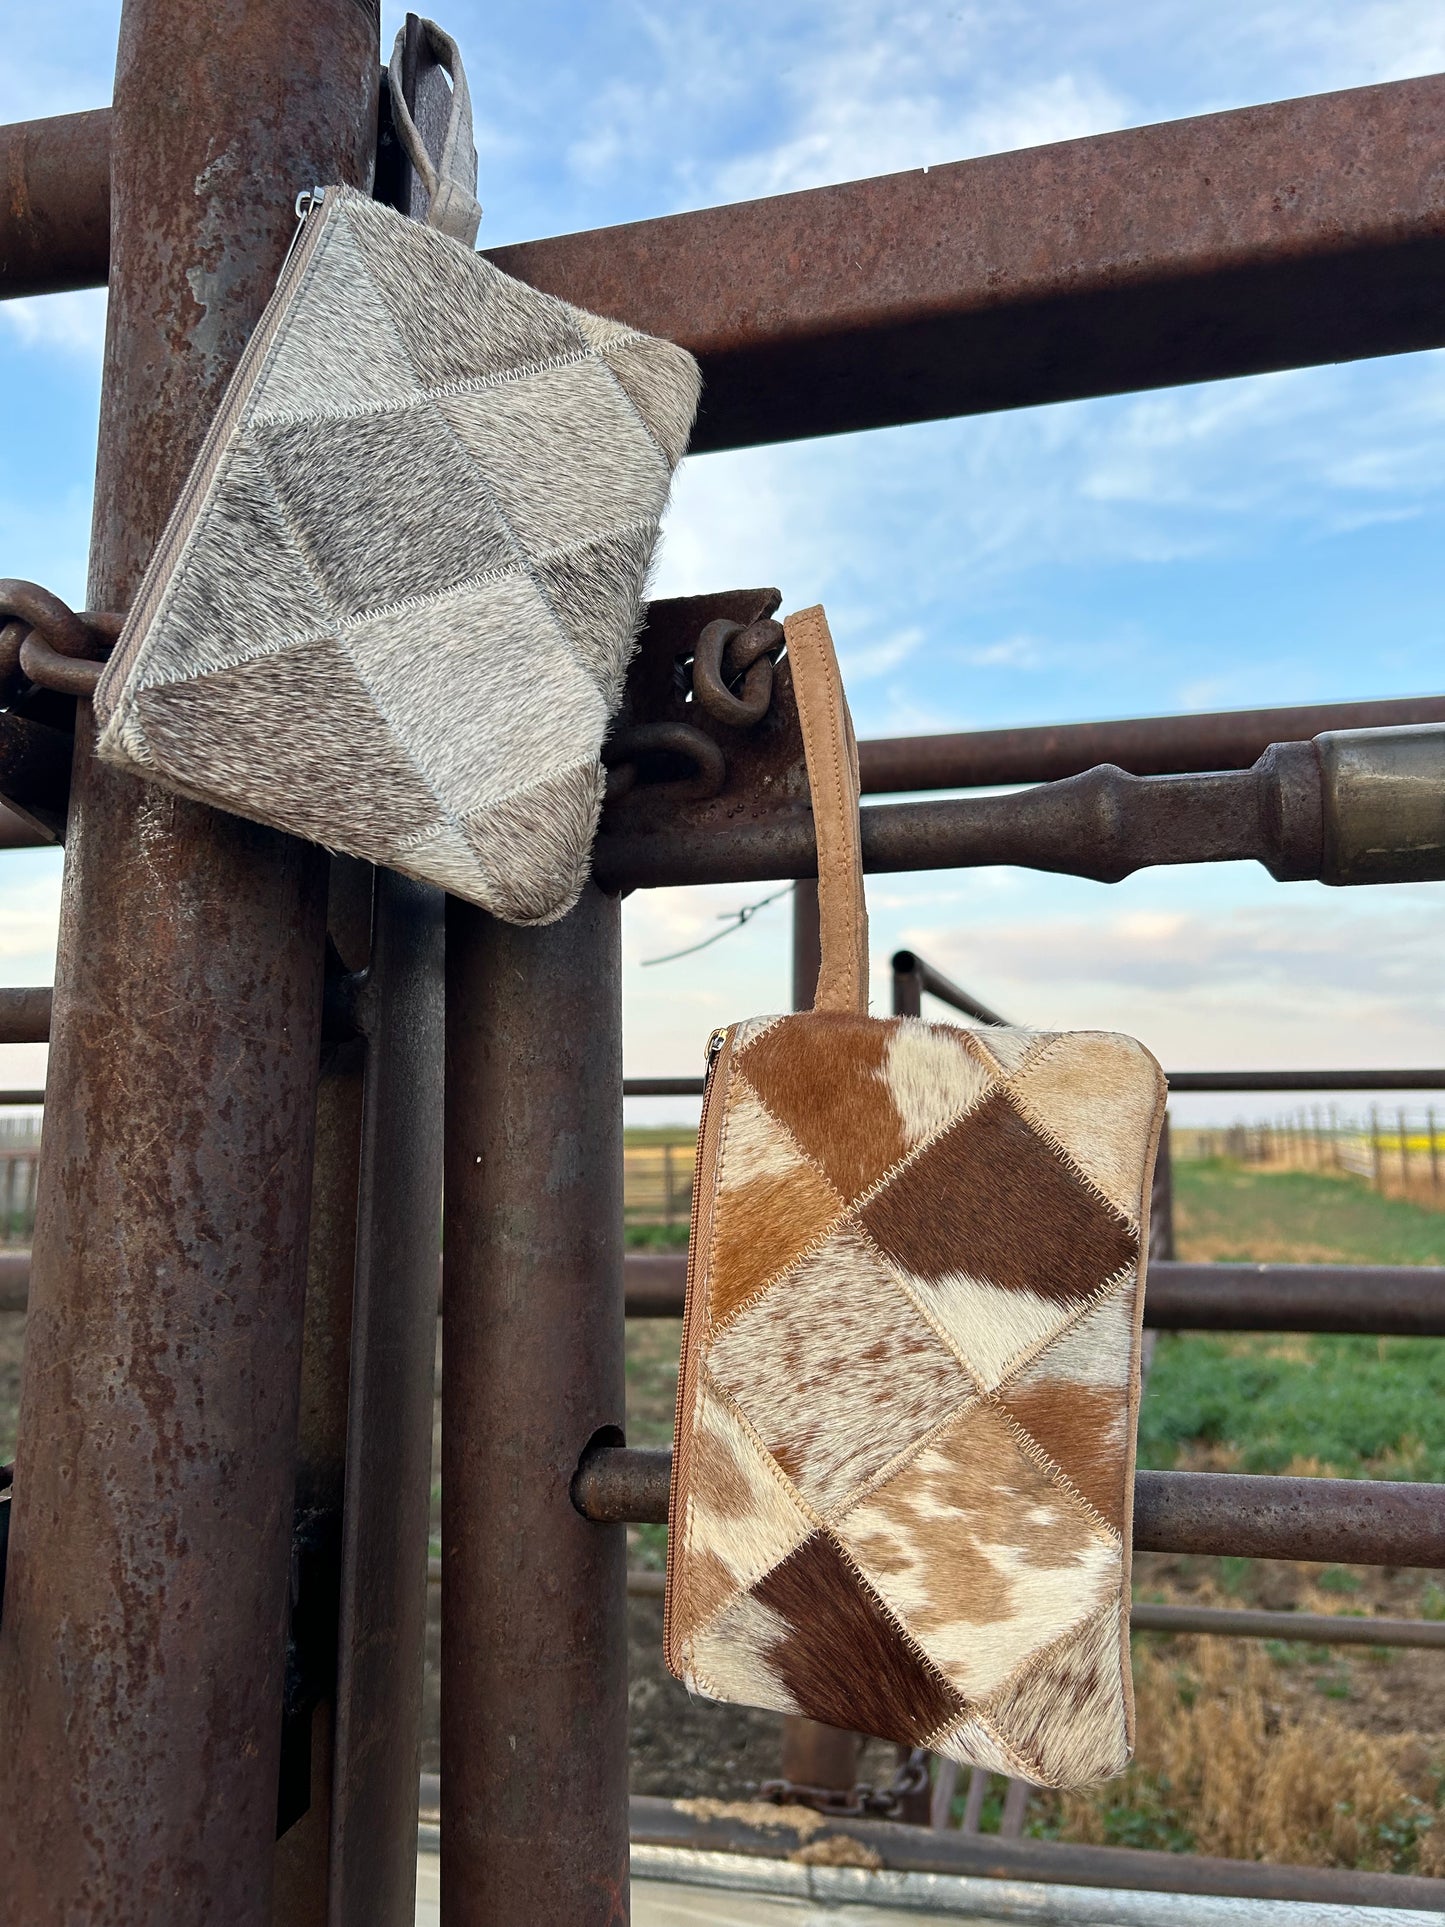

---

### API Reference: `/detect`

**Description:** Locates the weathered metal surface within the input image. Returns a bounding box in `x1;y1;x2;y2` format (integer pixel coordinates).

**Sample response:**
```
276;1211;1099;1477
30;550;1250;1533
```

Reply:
0;5;379;1925
329;869;444;1927
621;1254;1445;1335
0;987;50;1043
444;885;629;1926
1147;1261;1445;1335
1316;723;1445;884
890;950;1008;1026
494;76;1445;451
574;1448;1445;1566
859;693;1445;794
0;108;110;298
13;78;1445;450
598;732;1445;890
628;1794;1445;1908
6;1250;1442;1336
1130;1600;1445;1649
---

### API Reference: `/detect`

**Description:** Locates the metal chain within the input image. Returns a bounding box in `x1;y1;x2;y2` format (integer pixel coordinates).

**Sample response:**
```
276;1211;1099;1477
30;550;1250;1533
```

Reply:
760;1746;931;1820
603;615;786;803
0;580;118;704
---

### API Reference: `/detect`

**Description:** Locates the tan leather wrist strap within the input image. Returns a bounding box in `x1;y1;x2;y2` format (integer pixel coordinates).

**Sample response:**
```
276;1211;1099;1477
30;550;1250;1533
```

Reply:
783;605;869;1015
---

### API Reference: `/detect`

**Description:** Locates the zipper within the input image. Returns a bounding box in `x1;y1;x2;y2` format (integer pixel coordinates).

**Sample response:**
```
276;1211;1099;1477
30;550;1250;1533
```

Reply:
662;1024;731;1672
96;184;337;719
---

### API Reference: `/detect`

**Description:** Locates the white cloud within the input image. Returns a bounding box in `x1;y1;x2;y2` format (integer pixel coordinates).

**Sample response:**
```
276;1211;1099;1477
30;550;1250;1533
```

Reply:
0;291;108;362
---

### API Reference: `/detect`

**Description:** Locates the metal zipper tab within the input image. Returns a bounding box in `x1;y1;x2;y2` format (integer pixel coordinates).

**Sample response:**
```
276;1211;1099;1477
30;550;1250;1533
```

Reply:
276;186;324;285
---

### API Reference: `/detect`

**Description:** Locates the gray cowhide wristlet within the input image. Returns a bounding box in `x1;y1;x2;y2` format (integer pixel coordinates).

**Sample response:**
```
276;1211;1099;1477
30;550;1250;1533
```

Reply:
94;19;700;924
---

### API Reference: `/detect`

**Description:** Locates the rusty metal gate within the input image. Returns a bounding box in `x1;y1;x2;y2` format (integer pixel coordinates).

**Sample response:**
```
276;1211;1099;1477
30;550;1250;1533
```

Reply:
2;2;1445;1921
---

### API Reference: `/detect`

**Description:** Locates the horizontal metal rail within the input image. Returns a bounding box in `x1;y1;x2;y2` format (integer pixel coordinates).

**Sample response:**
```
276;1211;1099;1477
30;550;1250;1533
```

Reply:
9;79;1445;451
1128;1600;1445;1648
628;1794;1445;1910
433;1560;1445;1645
4;1253;1442;1333
0;1090;44;1108
860;693;1445;792
595;736;1443;891
623;1070;1445;1097
621;1253;1445;1334
573;1447;1445;1568
0;988;51;1045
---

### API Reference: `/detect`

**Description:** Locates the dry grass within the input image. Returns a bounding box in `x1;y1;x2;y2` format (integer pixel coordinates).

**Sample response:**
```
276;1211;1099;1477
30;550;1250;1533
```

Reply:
1052;1630;1445;1872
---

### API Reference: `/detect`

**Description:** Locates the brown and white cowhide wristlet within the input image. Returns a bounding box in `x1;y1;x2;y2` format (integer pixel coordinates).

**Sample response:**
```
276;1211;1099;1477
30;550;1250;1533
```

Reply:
664;606;1167;1789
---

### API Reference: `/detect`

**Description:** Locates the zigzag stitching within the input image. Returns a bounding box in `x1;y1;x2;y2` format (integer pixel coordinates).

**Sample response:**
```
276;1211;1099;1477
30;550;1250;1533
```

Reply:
974;1599;1127;1786
921;1702;1042;1784
985;1395;1125;1548
1002;1033;1149;1233
846;1217;999;1389
846;1022;1005;1214
987;1261;1138;1397
819;1391;983;1525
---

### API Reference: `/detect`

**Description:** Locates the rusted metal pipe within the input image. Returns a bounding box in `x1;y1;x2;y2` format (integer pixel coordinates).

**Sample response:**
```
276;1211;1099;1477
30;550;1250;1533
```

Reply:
0;988;50;1044
11;78;1445;447
890;950;1008;1026
0;109;110;298
859;693;1445;794
444;886;629;1926
573;1448;1445;1568
1129;1600;1445;1648
628;1794;1445;1909
598;731;1445;891
0;4;379;1923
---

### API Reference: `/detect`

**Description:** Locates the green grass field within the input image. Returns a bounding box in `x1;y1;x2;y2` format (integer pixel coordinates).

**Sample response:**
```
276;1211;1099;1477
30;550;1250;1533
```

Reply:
1142;1159;1445;1481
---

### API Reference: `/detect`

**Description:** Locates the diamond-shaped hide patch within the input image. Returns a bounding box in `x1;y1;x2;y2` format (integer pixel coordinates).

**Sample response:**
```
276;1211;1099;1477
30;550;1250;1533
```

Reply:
1005;1033;1165;1222
437;358;669;554
341;572;605;811
861;1088;1138;1303
748;1531;967;1743
834;1401;1120;1701
671;1370;816;1656
708;1223;977;1516
982;1601;1129;1787
995;1281;1137;1529
255;404;521;619
704;1075;844;1326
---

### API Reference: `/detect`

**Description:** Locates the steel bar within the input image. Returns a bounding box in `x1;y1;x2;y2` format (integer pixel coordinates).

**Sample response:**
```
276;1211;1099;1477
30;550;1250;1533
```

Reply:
597;747;1330;891
890;949;1009;1026
574;1449;1445;1567
0;5;378;1924
0;988;50;1044
628;1795;1445;1909
610;1567;1443;1644
622;1255;1445;1334
0;109;110;299
444;885;628;1926
327;871;444;1927
12;78;1445;446
271;861;372;1924
626;1068;1445;1099
1129;1600;1445;1648
859;693;1445;793
0;1091;45;1108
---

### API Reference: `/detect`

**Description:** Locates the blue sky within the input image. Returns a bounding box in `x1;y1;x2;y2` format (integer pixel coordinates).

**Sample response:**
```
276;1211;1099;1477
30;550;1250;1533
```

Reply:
3;0;1444;1122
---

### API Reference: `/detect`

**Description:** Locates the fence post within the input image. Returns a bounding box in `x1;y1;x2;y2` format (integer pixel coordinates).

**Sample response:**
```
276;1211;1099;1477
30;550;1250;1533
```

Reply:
0;5;378;1921
443;887;628;1924
1371;1106;1383;1190
1399;1107;1411;1191
1430;1106;1440;1192
663;1140;675;1228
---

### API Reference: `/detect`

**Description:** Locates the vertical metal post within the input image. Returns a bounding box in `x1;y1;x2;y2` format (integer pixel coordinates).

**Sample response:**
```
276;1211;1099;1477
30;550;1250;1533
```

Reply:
791;878;823;1012
443;886;628;1925
1429;1107;1439;1191
1371;1106;1383;1190
0;4;378;1921
1149;1115;1175;1262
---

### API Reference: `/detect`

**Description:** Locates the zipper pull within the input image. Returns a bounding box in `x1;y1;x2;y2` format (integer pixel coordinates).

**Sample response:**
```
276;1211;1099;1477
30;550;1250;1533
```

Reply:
276;186;324;285
704;1028;727;1076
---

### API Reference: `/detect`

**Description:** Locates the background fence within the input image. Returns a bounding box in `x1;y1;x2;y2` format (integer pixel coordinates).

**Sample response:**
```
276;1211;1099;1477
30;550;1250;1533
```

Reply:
1181;1110;1445;1201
